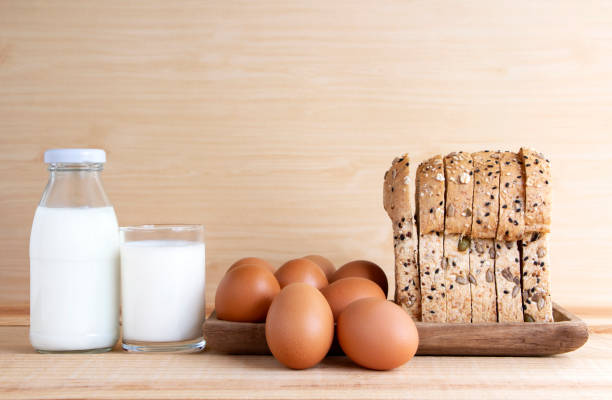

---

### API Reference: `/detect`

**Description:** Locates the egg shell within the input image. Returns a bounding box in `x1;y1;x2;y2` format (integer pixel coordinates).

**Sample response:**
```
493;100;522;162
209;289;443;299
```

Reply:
303;254;335;280
320;277;386;320
330;260;388;296
337;297;419;370
215;264;280;322
274;258;328;289
265;283;334;369
228;257;275;273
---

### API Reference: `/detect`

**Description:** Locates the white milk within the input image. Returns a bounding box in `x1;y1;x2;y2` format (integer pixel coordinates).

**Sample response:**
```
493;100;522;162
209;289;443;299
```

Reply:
29;206;120;351
120;240;206;343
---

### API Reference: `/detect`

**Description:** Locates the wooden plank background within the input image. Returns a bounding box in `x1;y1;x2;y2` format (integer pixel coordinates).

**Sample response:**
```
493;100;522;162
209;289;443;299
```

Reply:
1;0;611;316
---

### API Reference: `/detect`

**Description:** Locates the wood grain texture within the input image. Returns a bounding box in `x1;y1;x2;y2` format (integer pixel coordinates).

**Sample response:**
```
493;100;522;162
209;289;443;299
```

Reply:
203;304;589;356
0;325;610;399
1;1;612;317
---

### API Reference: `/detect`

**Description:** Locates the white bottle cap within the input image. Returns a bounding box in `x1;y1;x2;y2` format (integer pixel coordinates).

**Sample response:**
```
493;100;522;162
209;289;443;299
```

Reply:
44;149;106;164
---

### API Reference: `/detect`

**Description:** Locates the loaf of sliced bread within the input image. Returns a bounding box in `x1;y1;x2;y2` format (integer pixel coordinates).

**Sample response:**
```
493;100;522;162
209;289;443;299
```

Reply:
383;148;554;324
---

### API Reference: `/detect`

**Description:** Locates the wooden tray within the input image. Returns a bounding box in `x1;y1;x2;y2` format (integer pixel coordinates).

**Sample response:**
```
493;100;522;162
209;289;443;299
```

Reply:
203;303;588;356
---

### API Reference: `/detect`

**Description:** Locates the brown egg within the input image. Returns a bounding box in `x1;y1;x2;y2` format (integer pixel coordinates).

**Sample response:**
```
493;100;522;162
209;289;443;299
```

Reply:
330;260;388;296
337;298;419;370
228;257;275;273
215;265;280;322
265;283;334;369
302;255;335;280
274;258;328;289
320;277;386;320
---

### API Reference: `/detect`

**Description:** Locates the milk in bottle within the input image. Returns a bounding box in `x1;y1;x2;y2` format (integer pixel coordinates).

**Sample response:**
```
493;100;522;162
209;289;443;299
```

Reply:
29;149;119;352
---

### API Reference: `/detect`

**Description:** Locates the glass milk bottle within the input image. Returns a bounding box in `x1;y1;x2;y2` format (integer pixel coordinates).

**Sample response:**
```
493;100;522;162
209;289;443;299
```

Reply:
29;149;120;353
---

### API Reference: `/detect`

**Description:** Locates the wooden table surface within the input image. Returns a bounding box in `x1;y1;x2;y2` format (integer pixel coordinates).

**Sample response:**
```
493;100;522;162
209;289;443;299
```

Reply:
1;309;611;399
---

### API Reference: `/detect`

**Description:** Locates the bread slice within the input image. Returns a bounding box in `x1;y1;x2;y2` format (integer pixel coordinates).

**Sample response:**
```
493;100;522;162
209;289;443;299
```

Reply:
444;152;474;235
442;152;473;323
469;151;500;323
471;151;501;239
383;154;421;321
469;238;497;322
519;148;553;322
415;156;446;322
395;222;420;321
494;240;523;322
521;234;554;322
496;152;525;241
443;233;472;323
520;148;551;233
419;232;446;322
416;155;445;235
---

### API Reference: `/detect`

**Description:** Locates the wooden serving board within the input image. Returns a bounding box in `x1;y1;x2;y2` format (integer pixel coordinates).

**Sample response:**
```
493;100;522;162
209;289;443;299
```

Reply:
203;303;588;356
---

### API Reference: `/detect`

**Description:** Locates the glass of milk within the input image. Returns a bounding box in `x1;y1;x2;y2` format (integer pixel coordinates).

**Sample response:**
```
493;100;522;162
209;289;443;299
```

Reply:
29;149;120;353
119;225;206;352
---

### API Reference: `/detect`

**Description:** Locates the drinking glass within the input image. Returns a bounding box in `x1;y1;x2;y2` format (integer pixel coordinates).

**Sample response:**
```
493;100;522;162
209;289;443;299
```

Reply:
119;225;206;352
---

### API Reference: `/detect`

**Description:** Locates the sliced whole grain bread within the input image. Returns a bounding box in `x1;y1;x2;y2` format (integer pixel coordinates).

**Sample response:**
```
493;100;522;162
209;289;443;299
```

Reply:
469;238;497;322
496;152;525;242
494;240;523;322
520;148;551;233
419;232;446;322
444;152;474;235
443;152;473;322
471;151;501;239
519;148;553;322
383;154;421;321
415;156;446;322
469;151;500;323
416;155;445;235
521;232;554;322
443;233;472;323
